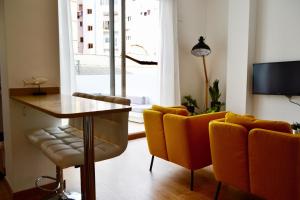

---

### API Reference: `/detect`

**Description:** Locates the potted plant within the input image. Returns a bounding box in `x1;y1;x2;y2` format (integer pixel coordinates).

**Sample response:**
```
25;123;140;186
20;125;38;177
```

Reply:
207;79;224;113
182;95;199;115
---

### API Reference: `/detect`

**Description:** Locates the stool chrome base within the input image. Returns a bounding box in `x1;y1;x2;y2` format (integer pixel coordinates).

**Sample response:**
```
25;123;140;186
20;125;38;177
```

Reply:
47;191;82;200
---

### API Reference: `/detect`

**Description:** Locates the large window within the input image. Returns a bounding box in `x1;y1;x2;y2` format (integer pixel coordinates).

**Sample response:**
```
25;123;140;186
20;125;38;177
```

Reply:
70;0;159;102
125;0;159;102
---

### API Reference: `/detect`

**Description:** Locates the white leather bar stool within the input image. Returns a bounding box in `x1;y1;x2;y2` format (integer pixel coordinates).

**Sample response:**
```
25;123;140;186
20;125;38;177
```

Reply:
27;93;130;200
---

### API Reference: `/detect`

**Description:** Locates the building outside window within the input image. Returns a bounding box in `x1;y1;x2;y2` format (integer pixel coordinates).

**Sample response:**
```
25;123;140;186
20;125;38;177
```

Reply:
104;37;118;44
103;21;109;30
88;43;93;49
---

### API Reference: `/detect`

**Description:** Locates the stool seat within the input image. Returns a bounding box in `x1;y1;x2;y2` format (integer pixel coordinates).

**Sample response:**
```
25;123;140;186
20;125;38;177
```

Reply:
28;125;121;169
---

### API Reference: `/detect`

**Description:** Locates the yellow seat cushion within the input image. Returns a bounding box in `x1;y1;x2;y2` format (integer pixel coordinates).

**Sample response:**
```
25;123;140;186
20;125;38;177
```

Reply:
152;105;189;116
225;112;255;128
249;120;291;133
225;112;291;133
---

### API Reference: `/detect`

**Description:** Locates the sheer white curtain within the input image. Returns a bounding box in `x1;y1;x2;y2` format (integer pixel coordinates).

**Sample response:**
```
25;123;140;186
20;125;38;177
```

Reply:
159;0;181;106
58;0;76;95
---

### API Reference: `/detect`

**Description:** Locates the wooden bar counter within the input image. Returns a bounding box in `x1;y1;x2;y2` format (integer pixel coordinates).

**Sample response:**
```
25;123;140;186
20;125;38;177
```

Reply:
11;94;131;118
11;94;131;200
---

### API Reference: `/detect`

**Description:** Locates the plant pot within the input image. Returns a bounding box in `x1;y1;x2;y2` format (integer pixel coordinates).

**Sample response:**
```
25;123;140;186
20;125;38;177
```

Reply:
292;129;300;134
186;106;195;114
211;101;221;112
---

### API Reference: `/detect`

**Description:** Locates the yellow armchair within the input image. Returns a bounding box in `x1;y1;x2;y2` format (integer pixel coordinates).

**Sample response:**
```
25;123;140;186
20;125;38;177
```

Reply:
143;105;226;190
209;113;294;200
249;129;300;200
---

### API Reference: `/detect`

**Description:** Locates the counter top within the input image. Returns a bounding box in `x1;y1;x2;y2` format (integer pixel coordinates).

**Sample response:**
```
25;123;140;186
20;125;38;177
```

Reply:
11;94;131;118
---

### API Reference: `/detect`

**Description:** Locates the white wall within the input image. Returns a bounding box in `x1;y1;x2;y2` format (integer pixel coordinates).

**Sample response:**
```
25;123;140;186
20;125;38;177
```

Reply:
206;0;228;105
0;0;4;133
178;0;229;112
5;0;60;88
226;0;256;114
1;0;61;192
0;0;13;189
0;0;5;69
178;0;207;112
252;0;300;122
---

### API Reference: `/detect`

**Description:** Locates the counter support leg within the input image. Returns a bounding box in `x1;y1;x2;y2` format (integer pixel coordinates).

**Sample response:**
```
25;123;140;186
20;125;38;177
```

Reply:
83;116;96;200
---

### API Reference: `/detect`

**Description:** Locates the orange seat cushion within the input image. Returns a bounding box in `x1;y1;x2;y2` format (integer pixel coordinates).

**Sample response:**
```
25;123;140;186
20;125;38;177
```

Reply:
225;112;291;133
152;105;189;116
250;120;291;133
225;112;256;128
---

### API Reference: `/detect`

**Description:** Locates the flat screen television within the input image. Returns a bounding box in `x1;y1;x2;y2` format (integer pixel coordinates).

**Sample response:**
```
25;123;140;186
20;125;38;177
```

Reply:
253;61;300;95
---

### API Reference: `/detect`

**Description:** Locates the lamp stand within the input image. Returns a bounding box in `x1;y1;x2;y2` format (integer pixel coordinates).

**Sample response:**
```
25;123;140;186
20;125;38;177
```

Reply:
202;56;209;110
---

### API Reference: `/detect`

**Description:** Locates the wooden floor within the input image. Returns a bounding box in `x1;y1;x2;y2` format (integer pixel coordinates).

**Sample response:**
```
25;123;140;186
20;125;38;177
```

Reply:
0;178;11;200
0;138;254;200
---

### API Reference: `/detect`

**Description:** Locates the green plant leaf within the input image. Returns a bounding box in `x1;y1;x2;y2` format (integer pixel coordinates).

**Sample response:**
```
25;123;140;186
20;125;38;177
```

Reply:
181;95;199;113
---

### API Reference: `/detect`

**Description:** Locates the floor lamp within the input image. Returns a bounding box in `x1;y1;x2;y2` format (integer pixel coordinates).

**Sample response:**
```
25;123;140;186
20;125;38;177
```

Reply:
191;36;211;110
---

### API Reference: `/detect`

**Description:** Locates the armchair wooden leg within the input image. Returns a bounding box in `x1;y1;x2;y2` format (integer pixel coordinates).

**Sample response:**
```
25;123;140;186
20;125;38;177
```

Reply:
149;155;154;172
214;181;222;200
190;170;194;191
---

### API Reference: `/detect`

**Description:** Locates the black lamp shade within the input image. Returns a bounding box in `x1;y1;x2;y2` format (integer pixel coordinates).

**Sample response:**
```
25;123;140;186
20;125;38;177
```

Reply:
191;36;211;57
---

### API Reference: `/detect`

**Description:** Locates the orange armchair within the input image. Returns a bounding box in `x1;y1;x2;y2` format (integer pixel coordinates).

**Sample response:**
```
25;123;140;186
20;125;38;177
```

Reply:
249;129;300;200
143;105;226;190
209;113;294;200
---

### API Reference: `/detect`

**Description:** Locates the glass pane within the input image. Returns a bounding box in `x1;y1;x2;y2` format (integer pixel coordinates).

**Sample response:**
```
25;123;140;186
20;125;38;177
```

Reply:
70;0;111;95
114;0;122;97
126;0;160;126
126;0;159;102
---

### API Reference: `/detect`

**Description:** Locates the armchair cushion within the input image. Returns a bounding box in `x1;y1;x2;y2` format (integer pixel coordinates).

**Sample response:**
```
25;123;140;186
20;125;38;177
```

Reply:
152;105;189;116
250;120;292;133
225;112;291;133
225;112;256;128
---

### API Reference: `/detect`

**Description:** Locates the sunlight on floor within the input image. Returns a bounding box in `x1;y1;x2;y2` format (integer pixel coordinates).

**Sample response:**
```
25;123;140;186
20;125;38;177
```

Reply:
128;121;145;134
